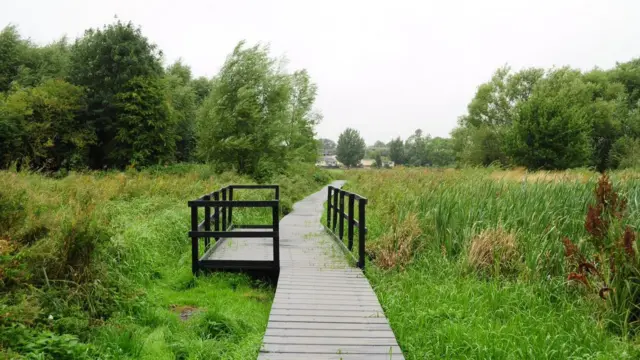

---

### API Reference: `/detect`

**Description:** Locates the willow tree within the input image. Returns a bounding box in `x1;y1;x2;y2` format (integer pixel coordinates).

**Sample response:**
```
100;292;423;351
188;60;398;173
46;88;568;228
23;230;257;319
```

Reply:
197;41;319;180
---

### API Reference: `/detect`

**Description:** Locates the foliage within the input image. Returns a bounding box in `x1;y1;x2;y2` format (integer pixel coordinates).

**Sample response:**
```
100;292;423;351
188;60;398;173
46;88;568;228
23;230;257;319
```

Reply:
196;42;319;180
14;37;71;88
166;61;197;162
318;138;336;151
69;21;170;169
454;59;640;171
374;153;382;168
336;128;366;168
0;25;29;92
388;137;405;164
190;76;212;106
0;79;92;170
508;68;594;170
610;136;640;169
110;76;177;167
0;24;324;173
284;70;322;163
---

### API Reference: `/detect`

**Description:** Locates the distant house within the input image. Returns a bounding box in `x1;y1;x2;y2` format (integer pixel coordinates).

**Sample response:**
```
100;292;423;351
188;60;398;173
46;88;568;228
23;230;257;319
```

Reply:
355;159;394;168
316;155;339;168
359;159;375;168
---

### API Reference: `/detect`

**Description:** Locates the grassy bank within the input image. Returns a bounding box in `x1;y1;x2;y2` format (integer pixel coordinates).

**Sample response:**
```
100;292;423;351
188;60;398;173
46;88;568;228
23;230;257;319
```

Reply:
343;167;640;359
0;163;332;359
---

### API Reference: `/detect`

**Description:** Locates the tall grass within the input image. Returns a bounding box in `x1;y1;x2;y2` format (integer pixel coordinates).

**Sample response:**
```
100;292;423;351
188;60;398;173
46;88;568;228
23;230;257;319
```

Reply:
0;163;331;359
344;167;640;359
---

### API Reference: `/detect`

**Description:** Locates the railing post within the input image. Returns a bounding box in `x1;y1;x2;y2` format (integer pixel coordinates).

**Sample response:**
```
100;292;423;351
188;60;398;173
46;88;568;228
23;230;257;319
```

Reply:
275;185;280;201
213;191;220;242
332;188;339;232
327;186;332;229
228;187;233;228
204;194;211;250
338;191;345;240
222;188;227;231
348;194;355;251
358;199;367;270
272;202;280;270
191;205;199;274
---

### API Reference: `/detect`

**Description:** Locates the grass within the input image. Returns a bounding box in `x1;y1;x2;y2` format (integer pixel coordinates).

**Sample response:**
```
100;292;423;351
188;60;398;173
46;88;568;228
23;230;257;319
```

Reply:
0;163;332;359
342;167;640;359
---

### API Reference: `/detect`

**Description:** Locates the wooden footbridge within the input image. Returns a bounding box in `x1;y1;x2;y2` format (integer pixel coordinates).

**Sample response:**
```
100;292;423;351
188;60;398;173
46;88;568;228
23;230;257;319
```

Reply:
188;182;404;359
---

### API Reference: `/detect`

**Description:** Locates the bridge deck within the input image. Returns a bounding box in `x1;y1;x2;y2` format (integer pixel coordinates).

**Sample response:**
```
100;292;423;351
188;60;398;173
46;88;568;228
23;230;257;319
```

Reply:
257;181;404;360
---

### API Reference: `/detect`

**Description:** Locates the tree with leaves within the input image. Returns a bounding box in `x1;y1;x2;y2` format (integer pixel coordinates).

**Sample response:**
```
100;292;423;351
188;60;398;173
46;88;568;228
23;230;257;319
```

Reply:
69;21;172;168
197;41;318;180
166;60;197;162
336;128;365;168
0;79;91;170
388;137;405;165
284;70;322;163
508;68;593;169
374;152;383;168
0;25;28;92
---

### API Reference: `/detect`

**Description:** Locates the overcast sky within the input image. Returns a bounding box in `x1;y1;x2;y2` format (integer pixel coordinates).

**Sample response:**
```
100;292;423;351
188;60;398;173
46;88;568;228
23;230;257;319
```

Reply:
3;0;640;144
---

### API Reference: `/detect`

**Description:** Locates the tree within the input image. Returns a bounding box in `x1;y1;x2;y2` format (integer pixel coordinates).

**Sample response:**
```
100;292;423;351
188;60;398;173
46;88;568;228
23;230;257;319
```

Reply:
191;76;212;106
0;25;29;92
336;128;365;168
284;70;322;163
388;137;405;164
69;21;171;168
318;138;337;155
0;79;92;170
374;152;382;168
451;124;508;166
582;69;628;171
166;61;197;162
13;37;71;87
427;137;455;167
508;68;593;169
405;129;430;166
197;41;315;180
111;76;177;167
373;140;386;148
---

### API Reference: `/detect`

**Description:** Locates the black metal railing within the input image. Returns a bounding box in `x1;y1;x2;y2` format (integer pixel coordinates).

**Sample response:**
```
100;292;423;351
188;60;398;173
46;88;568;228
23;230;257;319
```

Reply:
188;185;279;274
326;185;368;269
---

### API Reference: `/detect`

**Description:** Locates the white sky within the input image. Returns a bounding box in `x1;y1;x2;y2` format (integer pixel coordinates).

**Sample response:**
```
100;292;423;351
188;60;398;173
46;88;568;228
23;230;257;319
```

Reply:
2;0;640;144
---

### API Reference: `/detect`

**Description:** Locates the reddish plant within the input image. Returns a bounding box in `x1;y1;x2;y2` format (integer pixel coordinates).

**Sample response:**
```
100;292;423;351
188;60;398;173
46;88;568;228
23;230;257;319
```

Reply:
564;173;637;305
584;173;627;249
621;226;636;259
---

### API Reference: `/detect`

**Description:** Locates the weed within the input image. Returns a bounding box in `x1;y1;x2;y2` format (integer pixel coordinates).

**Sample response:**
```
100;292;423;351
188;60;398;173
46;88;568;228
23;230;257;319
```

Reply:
467;228;520;277
369;213;422;270
563;173;640;335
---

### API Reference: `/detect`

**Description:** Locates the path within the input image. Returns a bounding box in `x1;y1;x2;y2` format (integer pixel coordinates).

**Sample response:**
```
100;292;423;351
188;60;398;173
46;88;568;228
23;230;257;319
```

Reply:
257;181;404;360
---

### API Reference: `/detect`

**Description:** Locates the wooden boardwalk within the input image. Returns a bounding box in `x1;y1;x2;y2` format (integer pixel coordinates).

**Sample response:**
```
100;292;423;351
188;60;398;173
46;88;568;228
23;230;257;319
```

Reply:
257;181;404;360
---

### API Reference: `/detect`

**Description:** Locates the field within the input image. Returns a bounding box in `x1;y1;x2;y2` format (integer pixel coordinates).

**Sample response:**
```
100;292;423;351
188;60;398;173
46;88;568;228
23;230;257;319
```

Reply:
0;164;332;359
342;167;640;359
3;165;640;359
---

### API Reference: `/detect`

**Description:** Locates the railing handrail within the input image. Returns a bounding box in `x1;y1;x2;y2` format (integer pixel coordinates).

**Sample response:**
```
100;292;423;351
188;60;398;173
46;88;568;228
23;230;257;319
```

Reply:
189;184;280;274
326;185;367;270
